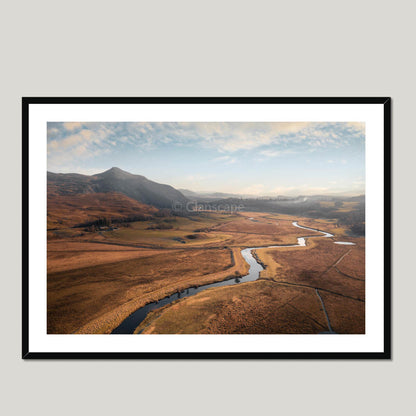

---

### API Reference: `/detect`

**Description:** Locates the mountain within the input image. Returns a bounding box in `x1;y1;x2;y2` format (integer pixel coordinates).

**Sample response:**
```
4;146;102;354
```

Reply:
48;167;188;209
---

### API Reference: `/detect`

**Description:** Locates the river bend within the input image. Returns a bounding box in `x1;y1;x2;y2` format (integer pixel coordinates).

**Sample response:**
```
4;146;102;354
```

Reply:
112;221;336;334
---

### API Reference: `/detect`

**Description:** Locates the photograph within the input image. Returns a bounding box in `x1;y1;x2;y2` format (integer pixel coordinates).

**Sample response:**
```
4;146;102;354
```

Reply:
23;98;390;357
6;2;412;414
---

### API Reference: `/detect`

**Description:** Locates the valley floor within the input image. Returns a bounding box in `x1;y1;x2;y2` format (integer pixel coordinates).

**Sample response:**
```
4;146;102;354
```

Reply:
47;211;365;334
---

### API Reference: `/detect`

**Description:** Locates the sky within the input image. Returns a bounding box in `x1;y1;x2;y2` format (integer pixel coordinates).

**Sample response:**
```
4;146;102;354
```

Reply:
47;122;365;196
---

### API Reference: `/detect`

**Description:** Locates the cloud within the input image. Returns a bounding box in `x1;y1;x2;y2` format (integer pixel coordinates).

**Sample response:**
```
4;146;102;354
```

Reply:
47;121;365;171
63;122;83;131
271;186;297;194
213;155;230;162
190;122;364;153
305;187;329;193
47;123;128;170
260;150;282;157
212;155;237;164
47;129;96;162
347;122;365;134
259;149;295;158
270;184;331;196
240;184;332;196
47;126;60;138
240;184;265;195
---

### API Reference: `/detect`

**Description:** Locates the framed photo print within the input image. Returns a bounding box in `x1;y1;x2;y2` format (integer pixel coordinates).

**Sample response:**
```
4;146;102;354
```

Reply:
22;97;391;358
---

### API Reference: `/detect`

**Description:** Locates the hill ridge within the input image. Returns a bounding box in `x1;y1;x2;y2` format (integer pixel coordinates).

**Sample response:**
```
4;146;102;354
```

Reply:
48;168;187;209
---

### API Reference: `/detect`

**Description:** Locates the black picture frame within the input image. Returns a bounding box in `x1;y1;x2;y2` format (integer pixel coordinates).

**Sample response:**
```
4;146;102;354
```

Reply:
22;97;391;359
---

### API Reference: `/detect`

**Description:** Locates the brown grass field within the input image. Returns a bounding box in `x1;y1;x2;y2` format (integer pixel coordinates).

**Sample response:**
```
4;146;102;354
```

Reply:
133;217;365;335
136;281;331;334
47;191;157;229
47;241;165;273
47;209;365;334
48;246;251;333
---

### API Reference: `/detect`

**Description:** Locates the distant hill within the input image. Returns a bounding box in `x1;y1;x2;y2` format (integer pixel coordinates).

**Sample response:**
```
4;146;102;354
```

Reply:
48;167;187;209
47;192;158;229
178;189;201;198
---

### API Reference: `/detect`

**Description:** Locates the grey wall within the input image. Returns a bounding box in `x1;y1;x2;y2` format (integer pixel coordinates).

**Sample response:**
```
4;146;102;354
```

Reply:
1;1;412;415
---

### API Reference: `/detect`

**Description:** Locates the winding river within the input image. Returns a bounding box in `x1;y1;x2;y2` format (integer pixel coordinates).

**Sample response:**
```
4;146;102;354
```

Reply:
111;221;347;334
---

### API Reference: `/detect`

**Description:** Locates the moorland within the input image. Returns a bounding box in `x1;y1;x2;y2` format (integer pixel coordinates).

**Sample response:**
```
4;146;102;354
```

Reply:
47;168;365;334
